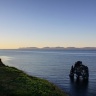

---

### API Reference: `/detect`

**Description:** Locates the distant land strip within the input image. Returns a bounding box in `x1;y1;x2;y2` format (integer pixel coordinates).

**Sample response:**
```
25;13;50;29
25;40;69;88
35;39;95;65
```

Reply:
18;47;96;51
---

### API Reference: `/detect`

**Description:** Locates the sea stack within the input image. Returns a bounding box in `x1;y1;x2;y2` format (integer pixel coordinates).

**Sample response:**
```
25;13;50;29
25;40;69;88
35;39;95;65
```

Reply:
69;61;89;80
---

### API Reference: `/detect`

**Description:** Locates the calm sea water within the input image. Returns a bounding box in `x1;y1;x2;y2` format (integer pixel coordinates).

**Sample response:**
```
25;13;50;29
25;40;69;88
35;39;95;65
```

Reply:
0;49;96;96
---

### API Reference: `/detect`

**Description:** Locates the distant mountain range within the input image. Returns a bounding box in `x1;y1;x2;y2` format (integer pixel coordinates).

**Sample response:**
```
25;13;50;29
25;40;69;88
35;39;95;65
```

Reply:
18;47;96;50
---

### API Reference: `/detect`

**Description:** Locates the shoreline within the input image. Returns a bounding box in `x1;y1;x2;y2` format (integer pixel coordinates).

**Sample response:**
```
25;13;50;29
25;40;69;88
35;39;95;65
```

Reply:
0;59;68;96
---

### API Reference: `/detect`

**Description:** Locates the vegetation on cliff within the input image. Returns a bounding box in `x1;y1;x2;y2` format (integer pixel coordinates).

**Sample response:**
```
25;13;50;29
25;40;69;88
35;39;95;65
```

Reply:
0;60;68;96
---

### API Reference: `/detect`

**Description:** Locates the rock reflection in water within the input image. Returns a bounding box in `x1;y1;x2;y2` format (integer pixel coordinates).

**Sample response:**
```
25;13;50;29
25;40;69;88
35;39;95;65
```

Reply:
69;78;89;96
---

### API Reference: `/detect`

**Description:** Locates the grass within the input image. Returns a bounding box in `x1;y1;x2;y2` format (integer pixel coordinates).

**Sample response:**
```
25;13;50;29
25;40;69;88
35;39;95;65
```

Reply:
0;66;68;96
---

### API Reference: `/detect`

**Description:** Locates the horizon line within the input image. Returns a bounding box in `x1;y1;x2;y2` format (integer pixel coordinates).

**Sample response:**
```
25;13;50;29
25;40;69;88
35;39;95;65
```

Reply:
0;46;96;50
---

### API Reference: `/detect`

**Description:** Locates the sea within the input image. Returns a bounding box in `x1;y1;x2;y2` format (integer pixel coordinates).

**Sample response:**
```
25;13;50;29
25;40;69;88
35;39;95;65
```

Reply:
0;49;96;96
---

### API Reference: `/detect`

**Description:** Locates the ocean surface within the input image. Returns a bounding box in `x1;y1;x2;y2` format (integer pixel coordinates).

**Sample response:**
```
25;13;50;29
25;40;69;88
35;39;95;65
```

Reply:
0;49;96;96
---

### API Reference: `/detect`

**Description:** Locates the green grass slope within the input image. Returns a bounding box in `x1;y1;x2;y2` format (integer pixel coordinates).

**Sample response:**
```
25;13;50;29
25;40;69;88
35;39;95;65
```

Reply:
0;66;68;96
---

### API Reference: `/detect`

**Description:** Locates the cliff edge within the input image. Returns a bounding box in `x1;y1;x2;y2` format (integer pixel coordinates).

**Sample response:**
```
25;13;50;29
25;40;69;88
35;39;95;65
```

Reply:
0;59;68;96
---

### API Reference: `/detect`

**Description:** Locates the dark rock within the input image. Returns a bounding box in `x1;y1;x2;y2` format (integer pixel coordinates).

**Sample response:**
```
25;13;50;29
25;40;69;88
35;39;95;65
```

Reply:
69;61;89;80
0;59;5;67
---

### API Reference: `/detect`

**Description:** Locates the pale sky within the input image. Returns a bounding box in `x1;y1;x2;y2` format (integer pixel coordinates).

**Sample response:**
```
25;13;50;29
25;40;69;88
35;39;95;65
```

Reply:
0;0;96;49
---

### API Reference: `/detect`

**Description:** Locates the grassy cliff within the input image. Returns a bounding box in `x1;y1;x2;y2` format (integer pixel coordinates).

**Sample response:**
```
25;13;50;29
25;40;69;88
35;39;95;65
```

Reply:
0;65;68;96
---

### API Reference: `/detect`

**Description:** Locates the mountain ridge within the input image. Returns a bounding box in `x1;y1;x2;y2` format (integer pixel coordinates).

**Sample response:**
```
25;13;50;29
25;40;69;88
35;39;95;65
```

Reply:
18;47;96;50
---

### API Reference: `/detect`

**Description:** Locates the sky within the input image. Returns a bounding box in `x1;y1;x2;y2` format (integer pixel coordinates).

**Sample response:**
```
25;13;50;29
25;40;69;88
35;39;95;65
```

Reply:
0;0;96;49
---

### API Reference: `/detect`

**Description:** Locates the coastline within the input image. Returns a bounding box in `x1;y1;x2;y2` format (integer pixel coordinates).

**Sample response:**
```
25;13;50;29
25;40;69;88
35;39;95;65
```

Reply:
0;60;68;96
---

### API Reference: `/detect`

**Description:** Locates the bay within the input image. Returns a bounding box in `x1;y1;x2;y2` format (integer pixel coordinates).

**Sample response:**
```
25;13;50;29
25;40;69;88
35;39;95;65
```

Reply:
0;49;96;96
